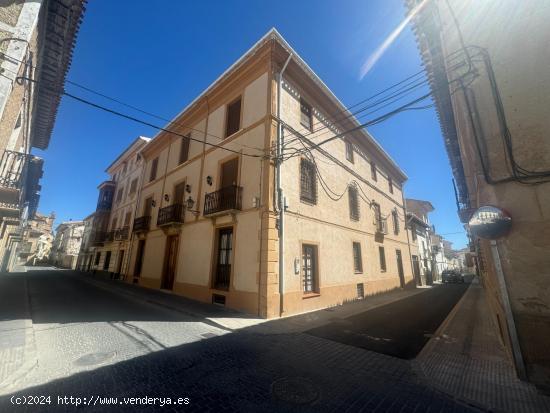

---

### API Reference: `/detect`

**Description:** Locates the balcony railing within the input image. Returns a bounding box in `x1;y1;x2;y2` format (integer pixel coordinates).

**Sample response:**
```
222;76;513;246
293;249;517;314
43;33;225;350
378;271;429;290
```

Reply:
91;231;106;245
375;218;388;234
104;230;115;242
203;185;242;216
133;216;151;232
114;226;129;241
0;150;28;190
157;204;185;226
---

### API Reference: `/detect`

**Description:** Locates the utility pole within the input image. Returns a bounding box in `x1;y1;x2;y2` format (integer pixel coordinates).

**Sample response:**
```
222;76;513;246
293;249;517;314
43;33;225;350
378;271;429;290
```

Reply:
276;53;292;317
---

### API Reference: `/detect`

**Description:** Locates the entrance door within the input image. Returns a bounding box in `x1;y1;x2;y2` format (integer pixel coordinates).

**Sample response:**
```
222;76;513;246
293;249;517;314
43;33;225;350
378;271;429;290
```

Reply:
302;244;318;293
412;255;421;286
162;235;179;290
214;228;233;290
134;239;146;277
116;250;124;276
220;158;238;188
396;249;405;288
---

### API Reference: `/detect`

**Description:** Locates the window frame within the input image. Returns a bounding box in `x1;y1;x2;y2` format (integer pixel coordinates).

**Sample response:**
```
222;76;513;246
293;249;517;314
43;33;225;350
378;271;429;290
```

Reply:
352;242;363;273
302;243;319;294
300;98;313;131
149;157;159;182
300;158;317;205
392;209;400;235
388;177;393;194
225;96;242;138
348;185;360;221
371;161;377;181
379;246;387;272
345;139;354;163
179;133;191;164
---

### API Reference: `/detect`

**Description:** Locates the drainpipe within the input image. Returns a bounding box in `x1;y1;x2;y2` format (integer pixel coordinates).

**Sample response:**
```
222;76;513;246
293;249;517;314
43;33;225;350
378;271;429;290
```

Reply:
277;53;292;317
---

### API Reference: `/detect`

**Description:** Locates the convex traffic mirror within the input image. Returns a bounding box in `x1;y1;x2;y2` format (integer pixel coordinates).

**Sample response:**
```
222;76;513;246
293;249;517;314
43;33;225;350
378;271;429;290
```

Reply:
468;206;512;239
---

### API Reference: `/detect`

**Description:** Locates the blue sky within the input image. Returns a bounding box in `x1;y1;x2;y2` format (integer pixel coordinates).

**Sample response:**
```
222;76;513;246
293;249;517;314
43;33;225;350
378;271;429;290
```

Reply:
35;0;467;248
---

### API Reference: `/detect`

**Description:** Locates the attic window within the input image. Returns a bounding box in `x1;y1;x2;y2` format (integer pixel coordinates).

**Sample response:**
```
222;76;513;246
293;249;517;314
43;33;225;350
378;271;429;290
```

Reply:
300;98;312;131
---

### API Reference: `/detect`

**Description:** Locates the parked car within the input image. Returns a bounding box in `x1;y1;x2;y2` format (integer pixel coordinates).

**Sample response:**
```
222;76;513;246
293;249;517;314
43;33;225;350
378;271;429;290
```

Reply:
442;269;464;283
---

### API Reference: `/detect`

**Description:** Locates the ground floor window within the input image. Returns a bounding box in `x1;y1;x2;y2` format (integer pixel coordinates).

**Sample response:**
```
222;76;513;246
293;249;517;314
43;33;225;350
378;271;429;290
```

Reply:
302;244;319;293
379;246;386;272
94;252;101;265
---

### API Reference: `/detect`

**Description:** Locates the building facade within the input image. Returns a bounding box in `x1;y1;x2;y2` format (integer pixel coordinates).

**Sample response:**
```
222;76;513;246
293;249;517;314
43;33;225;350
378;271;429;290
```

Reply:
12;211;54;267
79;137;149;277
120;29;415;319
408;0;550;389
0;0;86;272
406;198;434;285
50;221;84;269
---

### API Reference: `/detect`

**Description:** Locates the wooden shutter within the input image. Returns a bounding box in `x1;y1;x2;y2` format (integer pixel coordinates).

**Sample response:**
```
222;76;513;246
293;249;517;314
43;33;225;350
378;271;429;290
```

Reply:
179;134;190;164
348;186;359;220
225;98;241;137
353;242;363;273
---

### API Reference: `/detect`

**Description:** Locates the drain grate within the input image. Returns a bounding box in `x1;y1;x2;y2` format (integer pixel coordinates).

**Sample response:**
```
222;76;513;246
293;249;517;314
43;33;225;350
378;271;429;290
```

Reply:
74;351;116;366
271;377;319;405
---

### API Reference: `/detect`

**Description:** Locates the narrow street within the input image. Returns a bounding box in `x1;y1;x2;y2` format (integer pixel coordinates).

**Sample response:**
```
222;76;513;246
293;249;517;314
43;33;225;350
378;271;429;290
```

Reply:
0;268;478;412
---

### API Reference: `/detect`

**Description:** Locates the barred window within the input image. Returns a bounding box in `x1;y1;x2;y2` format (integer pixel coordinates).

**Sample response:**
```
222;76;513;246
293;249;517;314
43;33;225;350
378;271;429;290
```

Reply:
348;186;359;221
353;242;363;273
379;246;386;272
392;209;400;235
300;159;317;204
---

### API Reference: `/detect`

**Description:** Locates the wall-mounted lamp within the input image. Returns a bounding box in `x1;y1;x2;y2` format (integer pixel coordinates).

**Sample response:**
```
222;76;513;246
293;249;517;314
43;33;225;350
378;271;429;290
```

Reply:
164;194;170;202
186;196;200;216
206;176;213;186
151;199;156;207
185;184;192;193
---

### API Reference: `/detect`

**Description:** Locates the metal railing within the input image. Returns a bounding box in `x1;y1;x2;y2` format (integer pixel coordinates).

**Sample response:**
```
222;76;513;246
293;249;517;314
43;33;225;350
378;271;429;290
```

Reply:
104;230;115;242
157;204;185;226
203;185;242;216
132;216;151;232
0;150;28;190
114;226;129;240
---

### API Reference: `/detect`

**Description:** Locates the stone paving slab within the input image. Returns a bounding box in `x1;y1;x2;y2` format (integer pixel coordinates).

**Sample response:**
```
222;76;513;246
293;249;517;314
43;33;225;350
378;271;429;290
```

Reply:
415;278;550;413
0;273;37;391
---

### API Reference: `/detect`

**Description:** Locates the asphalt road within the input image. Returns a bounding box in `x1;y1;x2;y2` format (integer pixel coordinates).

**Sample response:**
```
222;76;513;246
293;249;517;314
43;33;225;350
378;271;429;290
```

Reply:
306;283;470;359
0;270;477;413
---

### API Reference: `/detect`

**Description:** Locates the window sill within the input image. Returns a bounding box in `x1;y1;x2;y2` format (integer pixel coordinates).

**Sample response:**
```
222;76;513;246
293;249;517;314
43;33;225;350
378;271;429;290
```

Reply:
303;292;320;299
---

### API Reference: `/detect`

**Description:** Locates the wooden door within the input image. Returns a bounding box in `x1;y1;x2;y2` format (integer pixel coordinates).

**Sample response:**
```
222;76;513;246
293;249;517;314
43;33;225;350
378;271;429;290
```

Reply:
220;158;238;188
214;228;233;290
162;235;179;290
396;249;405;288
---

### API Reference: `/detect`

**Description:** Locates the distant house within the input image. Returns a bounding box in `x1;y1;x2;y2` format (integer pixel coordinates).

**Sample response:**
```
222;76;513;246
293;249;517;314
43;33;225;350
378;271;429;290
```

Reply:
50;221;85;269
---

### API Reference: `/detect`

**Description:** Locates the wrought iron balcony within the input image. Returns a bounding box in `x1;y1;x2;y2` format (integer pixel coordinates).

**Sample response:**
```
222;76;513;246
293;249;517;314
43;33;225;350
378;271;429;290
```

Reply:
157;204;185;226
104;230;115;242
91;231;106;245
203;185;242;216
0;150;28;189
132;216;151;232
375;218;388;235
114;226;129;241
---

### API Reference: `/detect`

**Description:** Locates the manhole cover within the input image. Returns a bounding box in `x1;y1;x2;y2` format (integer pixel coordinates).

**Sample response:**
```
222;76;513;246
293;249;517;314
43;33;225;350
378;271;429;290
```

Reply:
74;351;116;366
271;377;319;405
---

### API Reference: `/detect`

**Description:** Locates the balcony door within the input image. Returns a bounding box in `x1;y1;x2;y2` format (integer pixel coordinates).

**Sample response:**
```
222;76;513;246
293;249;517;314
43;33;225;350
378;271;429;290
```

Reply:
162;235;179;290
214;227;233;290
220;158;238;189
174;181;186;205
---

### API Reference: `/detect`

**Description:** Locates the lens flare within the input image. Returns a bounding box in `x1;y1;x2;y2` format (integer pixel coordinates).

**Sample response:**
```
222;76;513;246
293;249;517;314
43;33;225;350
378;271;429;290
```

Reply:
359;0;429;80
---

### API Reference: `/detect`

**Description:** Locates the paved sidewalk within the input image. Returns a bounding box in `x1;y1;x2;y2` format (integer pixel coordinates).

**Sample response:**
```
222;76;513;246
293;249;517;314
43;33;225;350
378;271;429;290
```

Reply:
0;273;37;392
415;278;550;413
79;271;430;333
